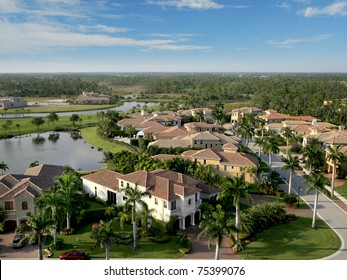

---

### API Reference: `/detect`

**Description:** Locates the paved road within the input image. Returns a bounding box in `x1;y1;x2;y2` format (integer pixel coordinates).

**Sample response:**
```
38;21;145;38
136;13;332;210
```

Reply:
248;140;347;260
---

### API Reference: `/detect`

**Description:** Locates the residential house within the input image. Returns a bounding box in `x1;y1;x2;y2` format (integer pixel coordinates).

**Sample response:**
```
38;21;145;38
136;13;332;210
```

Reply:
73;91;110;104
184;122;218;133
82;169;218;229
178;108;213;122
0;164;64;231
230;107;263;124
0;97;27;109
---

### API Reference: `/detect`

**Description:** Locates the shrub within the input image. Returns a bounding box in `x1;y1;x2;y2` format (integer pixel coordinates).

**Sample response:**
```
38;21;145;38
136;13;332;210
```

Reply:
282;194;298;206
149;236;171;244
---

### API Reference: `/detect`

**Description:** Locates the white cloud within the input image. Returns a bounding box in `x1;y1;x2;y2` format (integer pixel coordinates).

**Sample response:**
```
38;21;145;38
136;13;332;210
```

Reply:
266;34;333;48
299;1;347;17
0;0;22;13
147;0;224;10
79;24;132;33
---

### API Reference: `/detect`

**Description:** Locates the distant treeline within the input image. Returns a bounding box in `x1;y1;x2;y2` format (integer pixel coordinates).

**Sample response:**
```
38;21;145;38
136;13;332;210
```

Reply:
1;73;347;123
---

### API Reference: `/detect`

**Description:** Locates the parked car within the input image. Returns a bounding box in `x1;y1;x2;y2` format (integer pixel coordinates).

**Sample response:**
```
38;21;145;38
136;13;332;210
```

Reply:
59;250;88;260
12;233;26;248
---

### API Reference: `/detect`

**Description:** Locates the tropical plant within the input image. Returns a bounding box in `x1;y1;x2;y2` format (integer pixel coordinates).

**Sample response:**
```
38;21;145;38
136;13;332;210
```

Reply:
0;161;9;174
16;212;54;260
70;113;82;127
326;145;345;197
125;125;137;138
15;123;21;137
261;136;279;168
217;174;252;251
253;136;264;157
303;172;330;228
302;138;324;173
281;154;302;194
31;117;45;136
122;184;150;250
281;127;294;158
47;112;59;129
91;220;118;260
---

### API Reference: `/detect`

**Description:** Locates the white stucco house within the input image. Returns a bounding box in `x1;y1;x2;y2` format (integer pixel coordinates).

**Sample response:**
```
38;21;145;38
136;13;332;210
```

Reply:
81;169;218;229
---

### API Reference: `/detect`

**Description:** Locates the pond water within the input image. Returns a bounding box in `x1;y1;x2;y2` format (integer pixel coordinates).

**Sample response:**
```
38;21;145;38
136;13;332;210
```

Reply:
0;132;105;174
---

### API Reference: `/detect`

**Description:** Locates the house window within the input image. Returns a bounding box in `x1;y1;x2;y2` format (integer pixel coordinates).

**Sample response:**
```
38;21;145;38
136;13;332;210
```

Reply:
224;165;227;171
123;196;128;201
171;201;176;210
232;166;234;169
5;201;14;210
121;181;124;187
194;140;197;145
195;193;198;202
200;140;203;145
126;183;129;188
210;144;213;148
188;199;192;205
95;187;97;197
164;201;167;208
155;198;158;205
216;165;219;170
22;201;28;210
203;159;206;164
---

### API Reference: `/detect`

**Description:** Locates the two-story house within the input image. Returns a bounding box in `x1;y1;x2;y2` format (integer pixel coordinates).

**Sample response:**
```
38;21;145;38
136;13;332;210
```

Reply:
82;169;218;229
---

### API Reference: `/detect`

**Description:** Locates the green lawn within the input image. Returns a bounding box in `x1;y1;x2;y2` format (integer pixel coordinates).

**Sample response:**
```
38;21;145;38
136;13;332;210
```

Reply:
238;217;341;260
51;223;183;259
80;126;134;154
335;181;347;200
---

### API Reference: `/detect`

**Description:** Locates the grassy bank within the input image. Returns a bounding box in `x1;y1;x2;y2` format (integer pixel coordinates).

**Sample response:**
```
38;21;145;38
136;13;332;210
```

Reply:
80;126;133;154
238;217;340;260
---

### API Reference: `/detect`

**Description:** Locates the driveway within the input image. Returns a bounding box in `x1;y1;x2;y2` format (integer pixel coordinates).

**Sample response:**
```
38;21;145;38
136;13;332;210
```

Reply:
0;231;38;259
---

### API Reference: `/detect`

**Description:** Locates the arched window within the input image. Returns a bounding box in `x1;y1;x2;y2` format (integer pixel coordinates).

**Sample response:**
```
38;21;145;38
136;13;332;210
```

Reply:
22;201;28;210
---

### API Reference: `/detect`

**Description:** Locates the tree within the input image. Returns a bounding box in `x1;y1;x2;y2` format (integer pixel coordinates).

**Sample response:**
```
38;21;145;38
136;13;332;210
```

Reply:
0;161;9;174
304;172;329;228
47;112;59;129
198;204;233;260
16;123;21;137
16;212;54;260
55;169;85;230
125;125;137;138
302;138;324;173
122;184;150;250
211;101;225;126
6;120;13;132
217;174;252;252
70;113;81;127
261;136;279;168
31;117;45;136
195;109;205;122
282;127;294;158
91;220;118;260
254;136;264;157
281;154;301;194
326;145;345;197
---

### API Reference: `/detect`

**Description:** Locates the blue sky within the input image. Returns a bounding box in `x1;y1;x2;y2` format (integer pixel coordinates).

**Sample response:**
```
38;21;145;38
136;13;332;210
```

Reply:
0;0;346;73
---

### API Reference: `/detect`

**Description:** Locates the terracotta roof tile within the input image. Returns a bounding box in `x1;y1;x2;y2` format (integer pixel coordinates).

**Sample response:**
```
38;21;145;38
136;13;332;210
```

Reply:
82;170;123;192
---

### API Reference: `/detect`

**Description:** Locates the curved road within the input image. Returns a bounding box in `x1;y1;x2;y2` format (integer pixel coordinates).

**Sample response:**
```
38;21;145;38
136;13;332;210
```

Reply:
248;140;347;260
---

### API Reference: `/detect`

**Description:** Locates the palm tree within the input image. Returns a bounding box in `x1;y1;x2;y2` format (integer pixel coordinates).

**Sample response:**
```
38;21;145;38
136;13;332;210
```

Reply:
55;170;84;230
256;117;266;139
16;212;54;260
281;154;302;194
15;123;21;138
326;145;345;197
36;189;64;245
303;172;329;228
302;138;324;173
254;136;264;157
137;204;156;233
195;109;205;122
122;184;150;250
282;127;294;158
47;112;59;129
217;174;252;252
0;161;9;174
70;113;82;127
31;117;45;136
238;122;253;145
261;136;279;169
125;125;137;138
198;204;233;260
92;220;117;260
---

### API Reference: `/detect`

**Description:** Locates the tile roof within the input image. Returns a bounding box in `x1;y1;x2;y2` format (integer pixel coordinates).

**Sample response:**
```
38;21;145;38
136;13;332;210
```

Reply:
25;164;64;190
259;113;293;120
222;143;239;150
153;126;188;138
81;170;123;192
308;130;347;145
0;178;41;200
142;124;168;133
184;122;218;129
231;107;263;113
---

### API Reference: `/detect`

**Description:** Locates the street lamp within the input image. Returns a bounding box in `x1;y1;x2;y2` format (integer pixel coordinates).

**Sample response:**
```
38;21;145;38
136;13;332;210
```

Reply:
297;187;302;207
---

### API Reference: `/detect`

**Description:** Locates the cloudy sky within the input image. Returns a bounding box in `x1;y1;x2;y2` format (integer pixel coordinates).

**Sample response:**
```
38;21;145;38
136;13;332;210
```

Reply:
0;0;346;72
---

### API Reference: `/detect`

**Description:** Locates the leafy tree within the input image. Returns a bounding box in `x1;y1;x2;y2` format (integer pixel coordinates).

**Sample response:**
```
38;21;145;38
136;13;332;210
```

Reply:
16;212;54;260
70;113;82;127
302;138;324;173
217;174;252;251
261;136;279;168
0;161;9;174
47;112;59;129
31;117;45;136
211;101;226;126
125;125;137;138
326;145;345;197
91;220;118;260
281;154;302;194
16;123;21;137
6;120;13;132
122;184;150;250
281;127;294;158
304;172;330;228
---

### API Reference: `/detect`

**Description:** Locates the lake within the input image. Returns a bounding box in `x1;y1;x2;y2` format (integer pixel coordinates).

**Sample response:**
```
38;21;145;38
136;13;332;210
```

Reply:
0;132;105;174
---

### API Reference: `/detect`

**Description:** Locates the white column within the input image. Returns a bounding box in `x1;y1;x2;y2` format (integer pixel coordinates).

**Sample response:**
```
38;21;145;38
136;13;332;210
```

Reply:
181;217;186;230
191;213;195;226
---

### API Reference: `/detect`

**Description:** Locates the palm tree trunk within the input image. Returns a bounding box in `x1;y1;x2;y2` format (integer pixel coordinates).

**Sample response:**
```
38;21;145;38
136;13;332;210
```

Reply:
106;243;110;260
235;203;240;252
286;139;289;158
38;235;43;260
52;225;57;245
215;242;220;260
312;190;319;228
66;214;71;230
132;205;137;250
331;163;336;197
288;173;292;194
269;153;272;168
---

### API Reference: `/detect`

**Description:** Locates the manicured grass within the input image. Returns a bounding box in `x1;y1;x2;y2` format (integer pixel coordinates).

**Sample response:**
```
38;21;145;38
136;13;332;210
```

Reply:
52;223;183;259
80;126;134;154
0;115;98;139
238;217;341;260
335;181;347;200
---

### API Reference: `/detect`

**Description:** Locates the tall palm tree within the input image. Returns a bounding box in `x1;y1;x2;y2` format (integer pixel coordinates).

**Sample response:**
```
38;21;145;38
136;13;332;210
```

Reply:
0;161;9;174
326;145;345;197
254;136;264;157
303;172;329;228
302;138;324;173
281;154;302;194
198;204;233;260
261;136;279;169
92;220;117;260
16;212;54;260
217;174;252;252
36;189;64;245
122;184;150;250
195;109;205;122
55;170;84;230
256;117;266;139
47;112;59;129
282;127;294;158
137;204;156;233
